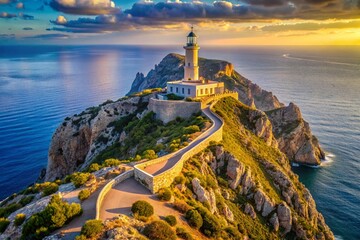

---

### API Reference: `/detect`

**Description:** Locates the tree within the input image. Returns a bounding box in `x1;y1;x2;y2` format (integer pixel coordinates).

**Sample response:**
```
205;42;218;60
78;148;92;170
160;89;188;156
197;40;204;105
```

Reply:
186;209;203;229
144;221;176;240
81;219;104;238
131;200;154;217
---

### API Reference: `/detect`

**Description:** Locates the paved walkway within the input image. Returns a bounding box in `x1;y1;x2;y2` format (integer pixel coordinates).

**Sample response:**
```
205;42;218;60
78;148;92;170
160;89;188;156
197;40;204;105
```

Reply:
100;178;208;239
143;106;222;175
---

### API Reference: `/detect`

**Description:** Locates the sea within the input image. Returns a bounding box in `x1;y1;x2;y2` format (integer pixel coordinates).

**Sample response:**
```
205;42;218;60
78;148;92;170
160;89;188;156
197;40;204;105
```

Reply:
0;45;359;239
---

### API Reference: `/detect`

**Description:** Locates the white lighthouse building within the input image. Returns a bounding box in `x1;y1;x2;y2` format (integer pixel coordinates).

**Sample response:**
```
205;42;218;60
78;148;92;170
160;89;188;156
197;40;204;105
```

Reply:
166;28;224;98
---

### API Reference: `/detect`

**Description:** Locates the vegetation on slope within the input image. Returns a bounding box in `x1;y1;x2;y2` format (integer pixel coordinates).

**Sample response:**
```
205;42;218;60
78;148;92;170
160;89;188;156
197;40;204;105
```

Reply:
94;111;210;164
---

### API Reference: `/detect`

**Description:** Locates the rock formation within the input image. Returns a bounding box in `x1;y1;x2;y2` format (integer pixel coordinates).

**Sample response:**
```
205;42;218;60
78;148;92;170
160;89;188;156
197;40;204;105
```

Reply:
267;102;325;165
45;95;153;181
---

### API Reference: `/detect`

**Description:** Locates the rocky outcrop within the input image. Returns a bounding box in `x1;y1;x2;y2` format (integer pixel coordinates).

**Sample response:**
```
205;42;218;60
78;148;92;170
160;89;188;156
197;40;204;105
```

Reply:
249;109;278;148
196;145;333;239
45;95;153;181
267;102;325;165
277;202;292;234
191;178;217;214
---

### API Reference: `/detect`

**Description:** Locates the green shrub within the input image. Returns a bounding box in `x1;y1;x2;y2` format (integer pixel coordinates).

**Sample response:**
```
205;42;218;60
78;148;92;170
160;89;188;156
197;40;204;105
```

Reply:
103;158;121;167
81;219;104;238
88;163;100;172
131;200;154;217
164;215;177;226
174;175;186;185
22;195;82;239
142;149;158;160
78;189;91;201
176;227;194;240
172;200;191;213
166;93;184;100
144;220;176;240
75;235;87;240
42;182;59;196
14;213;26;226
157;188;172;201
225;227;242;239
71;172;91;188
0;218;10;233
197;207;221;237
185;209;203;229
184;125;200;134
0;203;22;218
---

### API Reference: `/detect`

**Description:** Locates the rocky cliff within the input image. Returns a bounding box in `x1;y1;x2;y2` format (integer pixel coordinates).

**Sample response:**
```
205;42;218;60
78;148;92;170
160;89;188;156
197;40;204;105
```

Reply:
129;53;324;165
45;94;153;181
161;97;333;239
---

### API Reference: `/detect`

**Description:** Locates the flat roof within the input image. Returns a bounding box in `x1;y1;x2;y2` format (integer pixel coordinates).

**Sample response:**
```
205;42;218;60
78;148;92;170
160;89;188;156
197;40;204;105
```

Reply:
167;80;222;86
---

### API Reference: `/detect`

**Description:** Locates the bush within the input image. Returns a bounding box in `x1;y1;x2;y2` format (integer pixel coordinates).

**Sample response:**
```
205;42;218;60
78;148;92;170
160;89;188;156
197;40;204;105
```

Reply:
0;203;22;218
78;189;91;201
184;125;200;134
176;227;194;240
0;218;10;233
172;200;191;213
131;200;154;217
88;163;100;172
14;213;26;226
75;235;87;240
42;182;59;196
19;196;34;206
197;208;221;237
142;149;158;160
71;172;91;188
164;215;177;226
103;158;121;167
22;195;82;239
144;221;176;240
81;219;104;238
185;209;203;229
174;176;186;185
157;188;172;201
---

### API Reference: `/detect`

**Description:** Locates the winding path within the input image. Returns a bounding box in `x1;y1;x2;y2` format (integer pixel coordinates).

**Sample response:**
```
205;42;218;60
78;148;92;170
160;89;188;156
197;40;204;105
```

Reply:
143;106;223;175
99;105;223;221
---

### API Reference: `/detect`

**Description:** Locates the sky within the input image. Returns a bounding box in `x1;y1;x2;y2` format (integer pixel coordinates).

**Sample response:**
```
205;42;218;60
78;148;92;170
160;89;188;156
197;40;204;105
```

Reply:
0;0;359;45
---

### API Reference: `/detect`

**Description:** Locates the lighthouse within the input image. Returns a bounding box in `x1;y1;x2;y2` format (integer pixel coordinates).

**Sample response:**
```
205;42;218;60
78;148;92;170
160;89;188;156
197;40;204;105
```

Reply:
183;27;200;81
166;28;224;99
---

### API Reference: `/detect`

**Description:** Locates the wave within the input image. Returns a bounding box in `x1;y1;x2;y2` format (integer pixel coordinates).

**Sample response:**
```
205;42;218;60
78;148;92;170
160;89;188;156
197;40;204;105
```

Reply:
282;54;360;67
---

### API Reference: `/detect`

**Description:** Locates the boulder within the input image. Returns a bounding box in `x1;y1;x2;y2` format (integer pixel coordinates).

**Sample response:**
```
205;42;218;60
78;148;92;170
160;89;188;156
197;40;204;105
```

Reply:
244;203;256;219
277;202;292;234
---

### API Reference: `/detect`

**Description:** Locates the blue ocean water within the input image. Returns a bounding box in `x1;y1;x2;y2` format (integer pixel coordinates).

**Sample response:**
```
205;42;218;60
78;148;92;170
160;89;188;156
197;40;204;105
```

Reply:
0;45;359;239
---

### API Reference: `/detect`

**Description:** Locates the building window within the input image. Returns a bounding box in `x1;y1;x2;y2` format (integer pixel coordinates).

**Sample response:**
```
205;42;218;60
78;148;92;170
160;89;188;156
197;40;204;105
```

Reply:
188;63;190;66
205;88;208;94
182;88;184;94
200;89;203;95
210;88;213;94
170;87;173;92
176;87;178;93
197;89;199;96
188;88;190;95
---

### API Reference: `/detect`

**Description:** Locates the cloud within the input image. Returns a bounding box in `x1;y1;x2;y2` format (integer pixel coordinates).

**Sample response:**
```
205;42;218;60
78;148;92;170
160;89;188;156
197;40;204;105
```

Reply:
16;2;24;9
260;20;360;31
23;27;33;30
18;13;34;20
25;33;70;39
55;15;67;24
0;0;10;4
49;0;120;15
0;12;17;18
48;0;360;34
0;33;15;39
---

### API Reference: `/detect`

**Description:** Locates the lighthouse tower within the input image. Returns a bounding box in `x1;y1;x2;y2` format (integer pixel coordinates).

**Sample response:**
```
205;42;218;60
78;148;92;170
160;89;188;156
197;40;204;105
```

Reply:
166;27;224;99
183;27;200;81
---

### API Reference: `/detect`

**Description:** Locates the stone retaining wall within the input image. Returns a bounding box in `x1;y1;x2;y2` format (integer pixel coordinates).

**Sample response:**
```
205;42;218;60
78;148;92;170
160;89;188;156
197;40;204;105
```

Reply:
134;99;224;193
148;98;201;123
95;169;134;220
